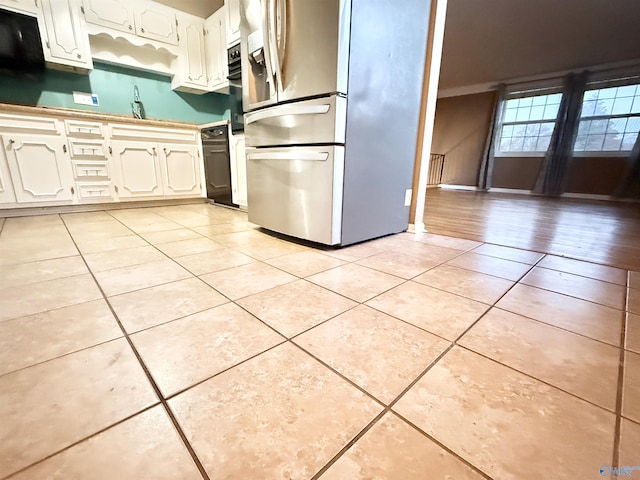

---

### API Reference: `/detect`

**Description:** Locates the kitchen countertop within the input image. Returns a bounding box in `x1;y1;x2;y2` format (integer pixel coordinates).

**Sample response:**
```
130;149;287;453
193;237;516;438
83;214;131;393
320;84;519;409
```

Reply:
0;102;229;129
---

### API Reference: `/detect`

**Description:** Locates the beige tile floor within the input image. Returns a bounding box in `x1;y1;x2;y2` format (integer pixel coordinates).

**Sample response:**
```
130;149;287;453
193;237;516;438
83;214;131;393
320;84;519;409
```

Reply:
0;203;638;479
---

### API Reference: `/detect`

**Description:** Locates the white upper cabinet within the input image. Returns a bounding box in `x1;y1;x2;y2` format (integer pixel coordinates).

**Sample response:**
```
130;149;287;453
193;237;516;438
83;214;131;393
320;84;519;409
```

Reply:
134;4;178;46
225;0;240;47
40;0;93;72
82;0;135;35
172;14;208;92
2;135;75;204
0;0;41;15
205;6;228;92
82;0;178;46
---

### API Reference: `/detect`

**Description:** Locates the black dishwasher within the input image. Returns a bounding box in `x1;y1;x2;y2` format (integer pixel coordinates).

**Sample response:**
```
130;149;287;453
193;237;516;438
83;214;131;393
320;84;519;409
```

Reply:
201;126;237;207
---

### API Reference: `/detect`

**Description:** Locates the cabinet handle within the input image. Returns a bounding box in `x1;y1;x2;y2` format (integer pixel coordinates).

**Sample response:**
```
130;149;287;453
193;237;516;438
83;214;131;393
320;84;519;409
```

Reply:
152;147;157;155
77;53;82;59
9;139;14;145
63;144;67;153
163;147;167;154
114;185;119;193
128;25;133;30
140;28;145;33
71;186;75;195
108;146;112;155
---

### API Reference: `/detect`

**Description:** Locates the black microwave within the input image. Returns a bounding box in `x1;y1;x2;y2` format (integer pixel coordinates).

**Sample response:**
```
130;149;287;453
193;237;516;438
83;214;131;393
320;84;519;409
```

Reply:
0;8;45;76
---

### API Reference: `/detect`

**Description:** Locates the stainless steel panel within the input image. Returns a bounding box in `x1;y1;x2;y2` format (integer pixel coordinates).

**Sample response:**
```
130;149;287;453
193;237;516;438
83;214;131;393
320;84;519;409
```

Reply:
240;0;277;111
275;0;351;103
340;0;431;245
246;146;344;245
244;95;347;147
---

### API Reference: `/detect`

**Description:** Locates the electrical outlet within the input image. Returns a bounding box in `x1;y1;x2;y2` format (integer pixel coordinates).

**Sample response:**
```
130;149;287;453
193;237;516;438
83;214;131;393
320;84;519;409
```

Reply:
404;189;412;206
73;91;99;106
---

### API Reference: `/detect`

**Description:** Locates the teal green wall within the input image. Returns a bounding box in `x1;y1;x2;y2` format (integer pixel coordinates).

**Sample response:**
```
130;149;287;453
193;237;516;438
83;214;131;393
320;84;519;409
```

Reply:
0;62;230;124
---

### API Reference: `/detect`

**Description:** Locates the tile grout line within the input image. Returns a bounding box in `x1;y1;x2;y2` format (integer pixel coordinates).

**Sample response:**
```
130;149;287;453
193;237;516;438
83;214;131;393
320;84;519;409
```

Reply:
311;252;548;480
455;344;619;414
0;404;160;480
107;207;613;473
392;411;496;480
102;211;499;479
103;208;396;411
59;216;212;480
611;274;630;472
6;207;633;478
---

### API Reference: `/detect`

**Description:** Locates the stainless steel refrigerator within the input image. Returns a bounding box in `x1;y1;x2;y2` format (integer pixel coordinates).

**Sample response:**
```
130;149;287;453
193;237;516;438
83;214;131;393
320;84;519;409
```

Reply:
240;0;431;245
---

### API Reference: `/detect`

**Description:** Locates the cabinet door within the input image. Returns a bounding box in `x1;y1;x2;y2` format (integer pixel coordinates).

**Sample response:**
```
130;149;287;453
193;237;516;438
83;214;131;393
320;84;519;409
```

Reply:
41;0;93;71
205;7;228;91
82;0;135;34
225;0;240;47
110;140;163;198
230;134;247;207
0;143;17;204
3;135;74;203
134;6;178;45
0;0;41;15
159;144;201;196
180;18;208;89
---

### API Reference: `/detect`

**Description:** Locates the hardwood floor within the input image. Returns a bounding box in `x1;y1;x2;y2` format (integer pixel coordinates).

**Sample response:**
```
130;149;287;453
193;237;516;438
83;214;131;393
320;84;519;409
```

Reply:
423;188;640;271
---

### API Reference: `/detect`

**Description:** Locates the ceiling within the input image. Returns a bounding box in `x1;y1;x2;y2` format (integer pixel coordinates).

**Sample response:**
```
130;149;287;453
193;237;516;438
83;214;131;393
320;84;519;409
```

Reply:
154;0;224;18
439;0;640;92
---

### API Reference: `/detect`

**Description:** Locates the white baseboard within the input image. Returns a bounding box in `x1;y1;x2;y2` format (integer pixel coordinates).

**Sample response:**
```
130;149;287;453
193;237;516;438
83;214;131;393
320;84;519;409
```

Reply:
561;193;613;201
438;184;479;191
408;222;426;233
488;188;535;195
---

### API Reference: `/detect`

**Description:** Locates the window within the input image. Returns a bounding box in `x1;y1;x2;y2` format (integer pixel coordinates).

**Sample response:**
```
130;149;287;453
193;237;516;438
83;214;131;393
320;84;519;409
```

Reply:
497;93;562;154
575;83;640;152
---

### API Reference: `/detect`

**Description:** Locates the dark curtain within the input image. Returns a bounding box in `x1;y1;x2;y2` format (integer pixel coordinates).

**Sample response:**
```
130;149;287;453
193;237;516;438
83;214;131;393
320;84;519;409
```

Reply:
533;71;588;195
478;83;506;190
614;133;640;199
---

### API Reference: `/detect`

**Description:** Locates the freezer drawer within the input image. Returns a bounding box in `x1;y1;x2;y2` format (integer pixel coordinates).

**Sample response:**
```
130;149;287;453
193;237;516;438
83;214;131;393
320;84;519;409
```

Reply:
244;95;346;147
246;146;344;245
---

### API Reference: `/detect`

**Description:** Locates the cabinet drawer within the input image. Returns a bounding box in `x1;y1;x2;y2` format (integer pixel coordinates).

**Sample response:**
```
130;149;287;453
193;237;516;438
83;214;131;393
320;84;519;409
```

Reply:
72;160;110;179
68;139;107;158
108;123;198;143
76;181;113;200
0;113;61;134
64;119;104;136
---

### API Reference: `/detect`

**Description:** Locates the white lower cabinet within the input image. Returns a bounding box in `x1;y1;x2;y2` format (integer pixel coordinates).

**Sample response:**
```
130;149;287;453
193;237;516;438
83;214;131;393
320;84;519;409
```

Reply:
0;146;17;204
2;135;75;203
110;140;163;198
229;132;247;207
160;144;201;196
0;111;206;209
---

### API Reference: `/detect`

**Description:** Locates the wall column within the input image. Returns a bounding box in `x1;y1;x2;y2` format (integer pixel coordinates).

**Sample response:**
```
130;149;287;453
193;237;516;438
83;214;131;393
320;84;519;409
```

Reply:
409;0;448;232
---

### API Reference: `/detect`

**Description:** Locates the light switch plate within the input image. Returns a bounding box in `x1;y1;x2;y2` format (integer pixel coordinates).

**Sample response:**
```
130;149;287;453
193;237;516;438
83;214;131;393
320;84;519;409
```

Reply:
404;189;412;206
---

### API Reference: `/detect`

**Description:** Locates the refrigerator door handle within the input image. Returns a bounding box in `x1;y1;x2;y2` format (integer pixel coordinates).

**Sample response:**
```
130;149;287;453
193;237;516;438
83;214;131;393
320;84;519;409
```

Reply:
276;0;287;88
268;0;283;93
245;104;331;124
247;151;330;162
261;0;276;88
